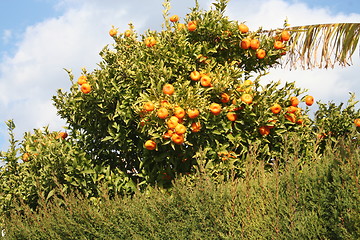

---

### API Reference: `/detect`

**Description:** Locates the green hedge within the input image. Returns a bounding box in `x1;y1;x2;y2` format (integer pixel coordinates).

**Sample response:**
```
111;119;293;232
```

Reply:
3;138;360;239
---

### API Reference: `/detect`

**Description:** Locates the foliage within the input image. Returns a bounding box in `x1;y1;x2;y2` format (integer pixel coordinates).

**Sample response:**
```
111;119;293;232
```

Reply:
51;0;316;187
0;0;360;223
3;136;359;239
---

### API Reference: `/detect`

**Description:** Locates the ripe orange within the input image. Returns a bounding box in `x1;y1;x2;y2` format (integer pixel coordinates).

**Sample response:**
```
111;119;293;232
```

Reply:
191;122;201;132
200;75;211;87
157;107;169;119
240;39;251;49
167;116;179;129
220;93;230;103
226;112;237;121
190;70;201;81
256;49;266;59
296;118;304;125
290;96;300;107
124;30;132;37
162;83;174;95
144;140;156;150
170;15;179;22
274;40;284;49
354;118;360;127
174;107;186;119
305;95;314;106
57;132;68;139
270;103;282;114
266;119;277;129
187;21;197;31
109;28;117;37
77;75;87;85
287;106;298;114
210;103;221;115
238;23;249;33
285;113;296;123
171;133;184;145
22;152;30;162
163;129;174;139
259;126;270;136
81;83;92;94
175;123;186;134
143;101;155;112
281;30;290;41
187;108;200;119
241;93;253;104
250;39;260;50
145;36;156;47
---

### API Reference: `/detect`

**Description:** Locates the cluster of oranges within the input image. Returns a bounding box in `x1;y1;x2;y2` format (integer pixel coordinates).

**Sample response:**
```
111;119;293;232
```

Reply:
258;95;315;136
142;82;203;150
77;75;92;94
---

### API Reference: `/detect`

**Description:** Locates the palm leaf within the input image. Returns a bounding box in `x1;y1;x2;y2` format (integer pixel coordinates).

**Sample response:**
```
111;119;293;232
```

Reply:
278;23;360;69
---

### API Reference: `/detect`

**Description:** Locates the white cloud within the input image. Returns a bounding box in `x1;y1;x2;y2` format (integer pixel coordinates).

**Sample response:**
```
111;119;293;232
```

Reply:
0;0;359;149
1;30;12;44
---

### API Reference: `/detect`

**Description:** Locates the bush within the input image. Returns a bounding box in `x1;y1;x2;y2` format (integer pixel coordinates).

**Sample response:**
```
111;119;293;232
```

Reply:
3;136;359;239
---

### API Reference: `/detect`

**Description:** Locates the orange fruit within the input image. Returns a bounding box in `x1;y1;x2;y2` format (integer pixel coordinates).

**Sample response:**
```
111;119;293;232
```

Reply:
238;23;249;33
220;93;230;103
145;36;156;47
200;75;211;87
109;28;117;37
274;40;284;49
77;75;87;85
305;95;314;106
175;123;186;134
191;122;201;132
144;140;156;150
22;152;30;162
240;39;251;49
157;107;169;119
270;103;281;114
226;112;237;121
57;132;68;139
171;133;184;145
162;83;174;95
163;129;174;139
241;93;253;104
354;118;360;127
81;83;92;94
187;21;197;31
290;96;300;107
287;106;298;114
250;39;260;50
167;116;179;129
296;118;304;125
281;30;290;41
187;108;200;119
259;126;270;136
256;49;266;59
170;15;179;22
174;107;186;119
190;70;201;81
210;103;221;115
285;113;296;123
124;30;132;37
143;102;155;112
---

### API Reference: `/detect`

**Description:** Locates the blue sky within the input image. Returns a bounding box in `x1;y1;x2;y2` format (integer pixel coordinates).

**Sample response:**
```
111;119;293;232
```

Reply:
0;0;359;151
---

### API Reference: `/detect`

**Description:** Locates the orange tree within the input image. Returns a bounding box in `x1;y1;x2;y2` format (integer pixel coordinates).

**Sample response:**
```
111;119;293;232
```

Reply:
53;0;316;186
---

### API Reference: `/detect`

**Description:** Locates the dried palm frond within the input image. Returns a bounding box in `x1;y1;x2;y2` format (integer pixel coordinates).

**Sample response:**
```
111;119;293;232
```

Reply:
277;23;360;69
